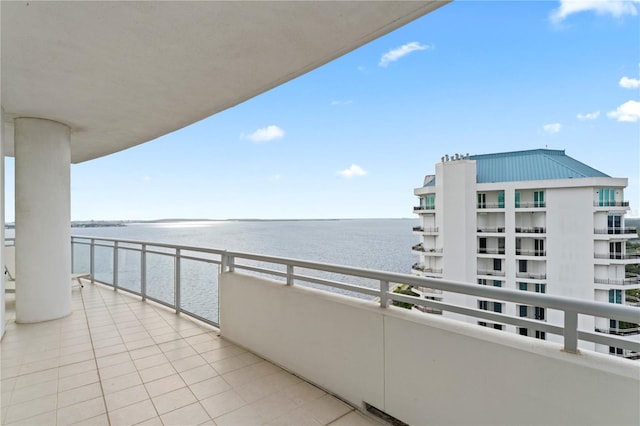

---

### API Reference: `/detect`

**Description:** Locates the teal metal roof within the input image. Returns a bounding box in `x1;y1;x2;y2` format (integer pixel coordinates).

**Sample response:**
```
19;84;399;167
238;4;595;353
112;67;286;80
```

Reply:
422;149;609;186
470;149;609;183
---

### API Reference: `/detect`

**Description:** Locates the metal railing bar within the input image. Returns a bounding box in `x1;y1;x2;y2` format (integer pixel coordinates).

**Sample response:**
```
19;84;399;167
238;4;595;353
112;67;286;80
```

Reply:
178;308;219;328
578;331;640;352
232;264;288;278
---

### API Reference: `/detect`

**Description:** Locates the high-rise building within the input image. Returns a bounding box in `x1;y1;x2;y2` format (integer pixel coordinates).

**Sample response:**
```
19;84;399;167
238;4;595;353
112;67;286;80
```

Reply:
412;149;639;358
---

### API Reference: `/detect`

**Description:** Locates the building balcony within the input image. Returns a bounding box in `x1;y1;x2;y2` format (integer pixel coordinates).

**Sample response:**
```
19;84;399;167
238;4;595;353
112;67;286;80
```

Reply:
593;201;630;208
516;249;546;257
411;263;442;274
477;248;505;255
413;205;435;212
412;226;439;234
412;244;442;255
595;276;640;286
594;227;637;235
516;272;547;279
476;202;504;209
476;226;505;233
515;226;546;234
477;269;506;277
515;202;546;209
594;253;640;260
3;236;639;426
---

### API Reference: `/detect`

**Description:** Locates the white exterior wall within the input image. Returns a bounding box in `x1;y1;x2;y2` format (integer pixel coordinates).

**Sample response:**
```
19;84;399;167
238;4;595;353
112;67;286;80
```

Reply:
221;272;640;426
1;110;5;339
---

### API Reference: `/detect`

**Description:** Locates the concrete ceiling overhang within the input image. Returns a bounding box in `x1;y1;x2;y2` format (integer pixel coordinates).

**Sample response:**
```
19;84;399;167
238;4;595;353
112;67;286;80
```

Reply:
1;1;448;164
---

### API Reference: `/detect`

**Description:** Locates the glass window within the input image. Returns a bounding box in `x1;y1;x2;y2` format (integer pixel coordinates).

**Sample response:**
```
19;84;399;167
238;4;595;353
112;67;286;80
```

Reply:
479;301;488;310
493;258;502;271
599;188;615;206
425;194;435;209
498;192;505;208
477;193;486;209
534;307;545;320
478;279;487;286
609;289;622;304
519;305;528;317
534;190;545;208
519;260;527;273
519;282;528;291
494;303;502;313
535;283;546;293
515;191;521;208
493;280;502;287
519;327;528;336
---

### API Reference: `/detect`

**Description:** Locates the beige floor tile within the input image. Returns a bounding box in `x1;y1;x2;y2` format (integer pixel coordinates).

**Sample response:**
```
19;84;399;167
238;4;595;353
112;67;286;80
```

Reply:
250;393;298;423
70;413;110;426
222;365;264;388
58;359;96;378
13;368;58;391
4;393;57;424
265;407;323;426
171;354;207;373
210;356;247;375
125;338;157;351
278;381;326;406
160;402;212;426
105;384;150;412
102;371;143;394
163;345;198;362
214;404;263;426
58;369;100;392
94;343;127;358
129;345;163;360
56;396;106;426
10;378;58;405
200;389;246;419
180;364;219;386
134;416;164;425
185;333;216;346
329;411;385;426
109;399;158;426
99;359;138;380
59;342;93;357
18;357;59;375
58;382;103;408
151;386;197;415
152;332;183;345
59;349;95;366
96;351;132;369
144;373;187;398
139;362;177;383
133;353;169;371
303;394;352;425
237;351;264;366
189;376;232;401
235;375;281;404
3;409;57;426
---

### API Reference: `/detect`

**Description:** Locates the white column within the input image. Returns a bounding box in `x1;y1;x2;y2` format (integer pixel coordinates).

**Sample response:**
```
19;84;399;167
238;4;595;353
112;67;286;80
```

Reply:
15;118;71;323
1;111;5;338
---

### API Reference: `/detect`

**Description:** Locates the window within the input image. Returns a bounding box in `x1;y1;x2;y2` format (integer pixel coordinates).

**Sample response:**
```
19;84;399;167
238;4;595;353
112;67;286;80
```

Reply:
534;239;544;256
609;346;623;355
425;194;435;210
519;260;527;273
610;241;622;259
493;324;503;330
535;331;546;340
498;238;505;254
516;238;522;254
609;289;622;304
498;192;505;208
534;307;545;320
493;280;502;287
493;258;502;271
535;283;546;293
515;191;521;208
478;279;487;286
478;301;488;310
494;303;502;314
599;188;615;207
477;193;486;209
519;282;528;291
479;238;487;253
608;215;622;233
519;328;528;336
534;190;545;208
519;305;528;317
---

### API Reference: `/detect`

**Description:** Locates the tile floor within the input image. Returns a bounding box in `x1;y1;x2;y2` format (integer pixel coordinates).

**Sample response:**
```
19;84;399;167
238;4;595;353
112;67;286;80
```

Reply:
1;283;384;426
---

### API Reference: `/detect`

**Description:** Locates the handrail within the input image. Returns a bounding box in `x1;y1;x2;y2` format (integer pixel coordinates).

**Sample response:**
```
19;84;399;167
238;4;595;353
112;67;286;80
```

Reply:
70;235;640;355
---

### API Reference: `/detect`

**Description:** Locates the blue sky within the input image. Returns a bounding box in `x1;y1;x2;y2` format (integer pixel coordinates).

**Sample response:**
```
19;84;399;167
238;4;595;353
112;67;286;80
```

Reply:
5;0;640;221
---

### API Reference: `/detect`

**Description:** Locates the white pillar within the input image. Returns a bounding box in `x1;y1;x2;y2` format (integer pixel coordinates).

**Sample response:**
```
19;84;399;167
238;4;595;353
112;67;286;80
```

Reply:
1;111;5;338
15;118;71;323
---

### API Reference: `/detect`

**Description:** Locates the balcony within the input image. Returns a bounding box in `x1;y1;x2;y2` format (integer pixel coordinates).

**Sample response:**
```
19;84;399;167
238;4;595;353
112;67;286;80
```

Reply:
594;253;640;260
411;263;442;274
413;205;434;212
477;269;506;277
411;244;442;255
593;201;630;208
477;248;505;255
516;249;546;257
515;226;546;234
476;202;504;209
595;276;640;286
3;236;639;426
516;272;547;279
477;227;505;233
594;227;637;235
516;202;546;208
412;226;438;234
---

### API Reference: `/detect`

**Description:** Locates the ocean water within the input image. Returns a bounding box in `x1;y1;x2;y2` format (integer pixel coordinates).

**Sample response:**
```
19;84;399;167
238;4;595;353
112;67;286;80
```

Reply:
69;219;420;322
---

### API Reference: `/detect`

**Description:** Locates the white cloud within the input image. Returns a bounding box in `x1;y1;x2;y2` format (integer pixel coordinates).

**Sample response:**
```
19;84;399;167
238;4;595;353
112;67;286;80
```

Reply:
550;0;639;23
338;164;367;178
543;123;562;133
620;76;640;89
378;42;431;67
242;125;285;143
330;100;353;106
577;111;600;120
607;100;640;122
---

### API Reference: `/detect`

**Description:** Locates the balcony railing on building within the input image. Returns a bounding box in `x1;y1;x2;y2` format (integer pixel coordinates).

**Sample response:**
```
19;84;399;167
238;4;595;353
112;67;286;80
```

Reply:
413;205;435;211
477;269;506;277
412;226;438;234
412;244;442;254
516;249;546;257
477;226;505;233
515;226;546;233
593;200;630;207
516;271;547;279
594;227;637;235
477;248;505;255
411;263;442;274
477;202;505;209
516;201;546;208
595;276;640;286
594;253;640;260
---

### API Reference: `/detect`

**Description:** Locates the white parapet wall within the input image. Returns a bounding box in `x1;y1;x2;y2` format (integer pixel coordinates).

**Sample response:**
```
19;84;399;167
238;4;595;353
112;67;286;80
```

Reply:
220;272;640;426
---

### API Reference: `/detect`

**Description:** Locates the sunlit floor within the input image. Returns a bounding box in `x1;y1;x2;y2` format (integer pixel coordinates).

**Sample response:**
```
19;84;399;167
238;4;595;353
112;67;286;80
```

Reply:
1;283;383;426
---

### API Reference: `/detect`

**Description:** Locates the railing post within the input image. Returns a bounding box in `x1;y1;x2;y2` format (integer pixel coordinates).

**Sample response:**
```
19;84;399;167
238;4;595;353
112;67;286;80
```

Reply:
380;280;389;308
90;238;95;284
286;264;294;286
563;310;579;353
71;238;75;274
113;241;119;291
175;248;181;314
141;243;147;301
221;253;234;273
